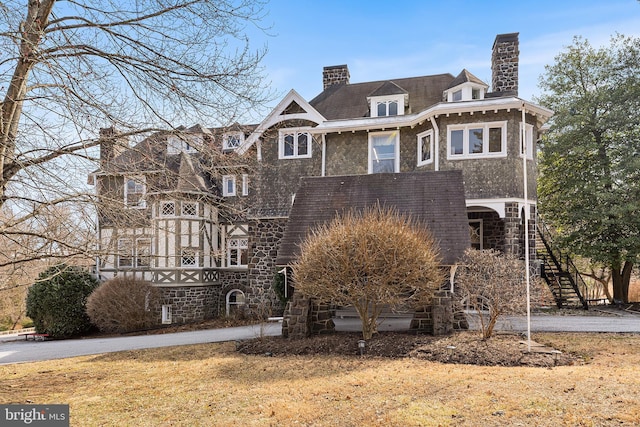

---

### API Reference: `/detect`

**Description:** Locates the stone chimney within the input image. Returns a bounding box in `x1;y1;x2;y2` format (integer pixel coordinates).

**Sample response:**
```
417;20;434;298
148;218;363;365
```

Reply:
491;33;519;96
99;127;128;167
322;65;350;90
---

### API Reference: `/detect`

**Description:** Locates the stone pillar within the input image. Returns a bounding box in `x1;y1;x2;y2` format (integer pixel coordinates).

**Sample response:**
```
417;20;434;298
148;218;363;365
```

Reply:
281;292;311;338
504;202;521;257
431;290;454;336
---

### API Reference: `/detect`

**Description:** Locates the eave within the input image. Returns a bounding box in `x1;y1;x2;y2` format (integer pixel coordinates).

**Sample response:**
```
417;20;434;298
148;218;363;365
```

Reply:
308;98;553;135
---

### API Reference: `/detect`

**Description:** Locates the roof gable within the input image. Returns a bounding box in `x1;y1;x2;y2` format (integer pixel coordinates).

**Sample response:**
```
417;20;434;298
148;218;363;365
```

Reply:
447;69;487;90
276;171;470;266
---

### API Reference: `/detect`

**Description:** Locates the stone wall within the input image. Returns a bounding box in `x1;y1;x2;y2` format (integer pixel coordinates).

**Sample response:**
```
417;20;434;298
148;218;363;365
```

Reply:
247;218;288;316
158;285;219;324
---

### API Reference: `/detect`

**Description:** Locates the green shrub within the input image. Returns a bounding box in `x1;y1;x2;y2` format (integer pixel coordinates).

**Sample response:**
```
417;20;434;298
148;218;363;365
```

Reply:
25;264;99;338
86;277;160;333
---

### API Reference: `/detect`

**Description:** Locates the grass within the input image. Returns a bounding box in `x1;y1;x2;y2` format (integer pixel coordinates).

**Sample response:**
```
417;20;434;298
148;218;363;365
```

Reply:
1;333;640;426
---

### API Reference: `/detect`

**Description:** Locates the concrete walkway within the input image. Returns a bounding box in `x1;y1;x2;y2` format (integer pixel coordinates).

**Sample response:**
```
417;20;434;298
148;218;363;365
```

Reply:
1;310;638;365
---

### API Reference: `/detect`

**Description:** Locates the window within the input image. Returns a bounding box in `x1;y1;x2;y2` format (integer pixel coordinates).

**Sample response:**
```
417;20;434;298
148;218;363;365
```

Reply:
222;175;236;196
369;131;399;173
136;238;152;267
181;249;197;267
472;88;481;100
227;237;248;267
226;289;246;316
167;135;201;154
452;90;462;101
279;130;312;159
223;132;244;151
469;220;483;250
242;174;249;196
162;305;172;324
447;122;507;159
181;201;197;216
160;201;175;217
124;176;146;208
117;238;133;267
370;95;404;117
417;130;434;166
520;123;534;160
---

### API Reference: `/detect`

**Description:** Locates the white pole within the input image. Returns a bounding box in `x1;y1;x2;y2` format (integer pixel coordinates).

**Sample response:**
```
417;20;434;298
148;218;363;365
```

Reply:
522;103;532;352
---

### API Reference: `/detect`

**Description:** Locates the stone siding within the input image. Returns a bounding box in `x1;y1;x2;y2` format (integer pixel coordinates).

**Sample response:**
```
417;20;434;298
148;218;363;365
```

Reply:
158;285;219;324
247;218;288;316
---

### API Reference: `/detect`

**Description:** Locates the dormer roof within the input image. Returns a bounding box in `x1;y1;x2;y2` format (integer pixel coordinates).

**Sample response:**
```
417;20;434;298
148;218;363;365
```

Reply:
368;81;409;97
447;69;488;90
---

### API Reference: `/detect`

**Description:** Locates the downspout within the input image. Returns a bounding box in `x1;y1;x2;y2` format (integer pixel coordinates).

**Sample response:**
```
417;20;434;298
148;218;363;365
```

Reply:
321;134;327;177
429;116;440;171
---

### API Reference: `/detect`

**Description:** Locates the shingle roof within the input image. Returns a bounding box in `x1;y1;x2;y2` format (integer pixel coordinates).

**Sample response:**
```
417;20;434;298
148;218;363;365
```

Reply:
309;73;455;119
276;171;470;266
447;69;488;89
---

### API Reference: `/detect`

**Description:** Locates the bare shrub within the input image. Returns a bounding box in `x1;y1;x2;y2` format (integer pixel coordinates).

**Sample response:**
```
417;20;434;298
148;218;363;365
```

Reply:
292;205;443;340
456;249;528;339
87;277;160;333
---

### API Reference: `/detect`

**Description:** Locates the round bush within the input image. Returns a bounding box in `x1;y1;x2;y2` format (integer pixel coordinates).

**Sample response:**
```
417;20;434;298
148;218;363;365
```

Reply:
25;264;99;338
86;277;160;333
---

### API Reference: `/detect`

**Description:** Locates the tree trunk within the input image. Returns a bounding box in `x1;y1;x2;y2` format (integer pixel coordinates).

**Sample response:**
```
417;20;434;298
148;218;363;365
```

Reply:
611;261;633;303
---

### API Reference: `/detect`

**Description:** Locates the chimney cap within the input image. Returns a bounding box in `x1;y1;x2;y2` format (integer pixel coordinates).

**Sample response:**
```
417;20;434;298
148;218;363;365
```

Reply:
493;32;519;48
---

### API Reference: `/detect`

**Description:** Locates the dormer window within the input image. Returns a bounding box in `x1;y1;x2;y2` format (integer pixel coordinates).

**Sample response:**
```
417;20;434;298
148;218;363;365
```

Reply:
370;95;405;117
223;132;244;151
446;84;486;102
124;175;146;208
167;135;201;154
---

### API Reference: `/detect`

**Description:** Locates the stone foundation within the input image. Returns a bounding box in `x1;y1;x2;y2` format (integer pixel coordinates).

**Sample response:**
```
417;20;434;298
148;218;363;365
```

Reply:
158;285;219;324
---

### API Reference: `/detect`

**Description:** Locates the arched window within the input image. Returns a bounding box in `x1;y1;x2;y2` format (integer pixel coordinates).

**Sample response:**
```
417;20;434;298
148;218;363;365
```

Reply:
226;289;246;317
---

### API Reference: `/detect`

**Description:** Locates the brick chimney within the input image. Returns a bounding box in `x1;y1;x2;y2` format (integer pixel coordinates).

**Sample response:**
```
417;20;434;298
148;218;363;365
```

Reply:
491;33;519;96
322;65;350;90
99;127;128;167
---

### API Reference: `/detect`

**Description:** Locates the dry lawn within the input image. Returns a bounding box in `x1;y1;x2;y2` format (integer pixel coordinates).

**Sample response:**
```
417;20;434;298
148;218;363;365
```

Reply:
1;333;639;426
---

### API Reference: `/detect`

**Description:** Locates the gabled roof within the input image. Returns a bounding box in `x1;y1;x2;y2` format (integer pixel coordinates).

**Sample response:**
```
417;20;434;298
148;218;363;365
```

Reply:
309;73;455;120
276;171;470;266
447;69;487;90
368;81;409;98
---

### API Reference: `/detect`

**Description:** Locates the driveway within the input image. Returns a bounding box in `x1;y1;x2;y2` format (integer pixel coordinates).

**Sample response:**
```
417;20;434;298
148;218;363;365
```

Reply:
0;323;281;365
1;311;638;365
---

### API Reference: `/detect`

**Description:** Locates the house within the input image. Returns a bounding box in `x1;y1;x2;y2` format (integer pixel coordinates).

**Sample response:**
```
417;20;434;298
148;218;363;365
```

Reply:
89;33;553;325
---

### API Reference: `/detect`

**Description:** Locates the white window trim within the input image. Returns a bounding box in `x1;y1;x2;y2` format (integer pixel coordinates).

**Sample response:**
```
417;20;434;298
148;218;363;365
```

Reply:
227;237;249;268
167;135;201;154
135;238;152;268
124;175;146;209
117;238;133;268
278;128;313;159
180;249;198;267
446;121;507;159
222;175;236;197
181;201;198;217
520;123;534;160
417;129;434;167
223;132;244;151
241;174;249;196
446;83;486;102
370;95;405;117
162;305;172;324
159;200;175;217
368;130;400;174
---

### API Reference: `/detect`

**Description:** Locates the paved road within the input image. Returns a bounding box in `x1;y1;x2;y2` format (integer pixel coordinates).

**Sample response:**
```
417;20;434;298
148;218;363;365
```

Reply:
1;312;638;365
0;323;281;365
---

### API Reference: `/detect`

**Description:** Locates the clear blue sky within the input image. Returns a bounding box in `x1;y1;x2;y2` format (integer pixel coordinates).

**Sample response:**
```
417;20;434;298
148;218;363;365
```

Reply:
254;0;640;110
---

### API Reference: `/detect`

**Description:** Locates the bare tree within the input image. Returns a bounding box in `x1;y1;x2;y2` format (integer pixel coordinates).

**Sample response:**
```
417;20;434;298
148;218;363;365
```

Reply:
292;205;443;340
455;249;528;339
0;1;272;282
